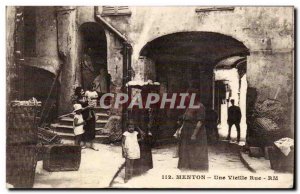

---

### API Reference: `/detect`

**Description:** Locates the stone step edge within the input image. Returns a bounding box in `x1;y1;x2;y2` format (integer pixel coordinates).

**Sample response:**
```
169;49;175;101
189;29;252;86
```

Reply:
60;117;109;123
94;106;110;109
55;131;109;137
51;124;105;131
59;113;109;119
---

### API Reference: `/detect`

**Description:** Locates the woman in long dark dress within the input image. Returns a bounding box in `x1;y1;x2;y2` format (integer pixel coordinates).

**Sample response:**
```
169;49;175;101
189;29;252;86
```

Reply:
132;109;154;175
73;87;98;151
178;98;209;171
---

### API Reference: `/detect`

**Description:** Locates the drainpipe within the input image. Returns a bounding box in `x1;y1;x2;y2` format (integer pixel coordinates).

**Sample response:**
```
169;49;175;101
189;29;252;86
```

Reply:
94;7;132;127
95;13;128;42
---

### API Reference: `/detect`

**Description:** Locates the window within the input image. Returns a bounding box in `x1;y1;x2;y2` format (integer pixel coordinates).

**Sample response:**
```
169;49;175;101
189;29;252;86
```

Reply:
101;6;131;16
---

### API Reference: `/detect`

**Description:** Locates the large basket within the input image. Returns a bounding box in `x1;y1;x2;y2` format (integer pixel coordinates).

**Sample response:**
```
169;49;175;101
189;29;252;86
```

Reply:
7;105;41;145
249;117;287;147
43;145;81;172
6;145;37;188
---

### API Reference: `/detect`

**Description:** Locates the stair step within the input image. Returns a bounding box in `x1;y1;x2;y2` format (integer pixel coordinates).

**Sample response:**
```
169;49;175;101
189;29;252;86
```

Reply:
60;117;108;123
58;117;108;128
51;123;72;129
51;123;105;133
55;123;107;130
55;131;110;144
94;106;110;110
55;131;108;137
95;113;110;119
97;120;108;124
94;107;110;114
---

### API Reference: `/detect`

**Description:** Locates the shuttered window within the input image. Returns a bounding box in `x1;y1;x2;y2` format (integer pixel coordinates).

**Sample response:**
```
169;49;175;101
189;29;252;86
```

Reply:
101;6;131;16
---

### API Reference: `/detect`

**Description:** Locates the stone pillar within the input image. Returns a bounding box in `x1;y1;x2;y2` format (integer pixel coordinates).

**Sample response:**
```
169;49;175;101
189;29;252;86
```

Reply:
141;56;156;81
239;74;247;141
57;7;79;114
227;71;240;104
133;57;145;82
132;56;156;82
199;67;213;108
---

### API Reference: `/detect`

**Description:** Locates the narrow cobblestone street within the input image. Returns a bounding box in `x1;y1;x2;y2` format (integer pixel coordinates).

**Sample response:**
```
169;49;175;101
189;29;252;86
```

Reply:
113;142;293;188
112;141;250;188
33;141;293;188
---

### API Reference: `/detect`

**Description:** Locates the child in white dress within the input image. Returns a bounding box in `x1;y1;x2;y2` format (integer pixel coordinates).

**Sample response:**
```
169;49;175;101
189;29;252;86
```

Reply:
85;83;98;107
73;104;85;146
122;120;141;182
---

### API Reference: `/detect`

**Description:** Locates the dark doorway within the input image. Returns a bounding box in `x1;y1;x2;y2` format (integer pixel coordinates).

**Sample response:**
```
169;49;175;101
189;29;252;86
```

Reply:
80;22;109;94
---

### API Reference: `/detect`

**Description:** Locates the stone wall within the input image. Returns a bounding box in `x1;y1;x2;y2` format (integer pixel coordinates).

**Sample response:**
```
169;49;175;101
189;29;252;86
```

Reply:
23;7;60;75
7;6;294;130
6;7;16;102
103;6;294;131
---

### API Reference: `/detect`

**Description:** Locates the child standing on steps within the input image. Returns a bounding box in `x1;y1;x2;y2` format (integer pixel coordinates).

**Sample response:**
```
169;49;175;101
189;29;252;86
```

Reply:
85;83;98;107
122;120;141;183
73;104;85;147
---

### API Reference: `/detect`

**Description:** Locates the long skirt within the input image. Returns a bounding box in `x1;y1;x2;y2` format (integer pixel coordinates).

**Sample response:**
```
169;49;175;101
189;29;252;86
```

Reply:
178;121;209;171
83;111;96;142
133;141;153;175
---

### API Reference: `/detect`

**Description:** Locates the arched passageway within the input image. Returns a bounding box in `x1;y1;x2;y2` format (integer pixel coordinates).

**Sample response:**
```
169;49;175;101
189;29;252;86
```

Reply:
139;31;249;141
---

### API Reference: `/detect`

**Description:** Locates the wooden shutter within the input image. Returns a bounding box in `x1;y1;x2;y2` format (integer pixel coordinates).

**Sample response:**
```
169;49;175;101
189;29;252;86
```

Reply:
102;6;131;16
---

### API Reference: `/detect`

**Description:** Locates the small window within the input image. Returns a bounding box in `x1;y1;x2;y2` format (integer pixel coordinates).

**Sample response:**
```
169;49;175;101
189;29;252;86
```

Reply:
101;6;131;16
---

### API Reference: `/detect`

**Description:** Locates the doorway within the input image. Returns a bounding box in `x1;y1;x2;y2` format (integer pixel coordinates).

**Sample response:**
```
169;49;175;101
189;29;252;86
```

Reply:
79;22;110;94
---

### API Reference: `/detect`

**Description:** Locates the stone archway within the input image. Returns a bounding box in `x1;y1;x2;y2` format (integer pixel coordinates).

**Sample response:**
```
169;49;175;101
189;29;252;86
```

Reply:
139;31;249;141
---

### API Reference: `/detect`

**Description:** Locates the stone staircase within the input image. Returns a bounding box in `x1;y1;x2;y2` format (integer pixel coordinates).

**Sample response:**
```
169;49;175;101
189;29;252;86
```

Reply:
50;106;111;143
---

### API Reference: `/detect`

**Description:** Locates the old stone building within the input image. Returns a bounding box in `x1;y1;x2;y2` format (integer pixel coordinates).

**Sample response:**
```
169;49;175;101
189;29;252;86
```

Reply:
6;6;294;141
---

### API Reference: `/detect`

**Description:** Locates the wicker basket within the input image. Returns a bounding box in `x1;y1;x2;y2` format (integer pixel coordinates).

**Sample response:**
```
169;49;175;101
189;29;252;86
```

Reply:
249;117;286;147
6;145;37;188
7;105;41;145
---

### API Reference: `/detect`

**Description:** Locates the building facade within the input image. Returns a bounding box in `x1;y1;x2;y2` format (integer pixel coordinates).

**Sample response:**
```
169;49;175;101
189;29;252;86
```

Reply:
6;6;294;141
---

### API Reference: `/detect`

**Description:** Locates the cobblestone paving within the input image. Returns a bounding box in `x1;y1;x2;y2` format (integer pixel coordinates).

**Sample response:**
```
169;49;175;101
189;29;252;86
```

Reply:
33;141;293;188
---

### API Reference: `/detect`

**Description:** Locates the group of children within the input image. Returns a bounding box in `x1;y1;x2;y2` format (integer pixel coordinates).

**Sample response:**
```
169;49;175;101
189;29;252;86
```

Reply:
73;84;98;147
73;85;143;182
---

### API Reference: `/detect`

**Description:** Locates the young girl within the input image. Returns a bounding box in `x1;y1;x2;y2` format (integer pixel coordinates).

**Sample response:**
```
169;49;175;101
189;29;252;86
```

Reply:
122;120;141;183
83;84;98;151
73;104;85;147
85;83;98;107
